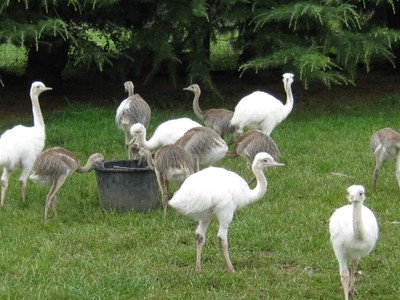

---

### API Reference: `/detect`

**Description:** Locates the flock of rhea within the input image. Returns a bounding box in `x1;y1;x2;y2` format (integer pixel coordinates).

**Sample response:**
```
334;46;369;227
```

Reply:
0;73;398;298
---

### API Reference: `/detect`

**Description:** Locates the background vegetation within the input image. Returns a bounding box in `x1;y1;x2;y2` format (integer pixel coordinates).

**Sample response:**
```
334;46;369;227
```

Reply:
1;0;400;90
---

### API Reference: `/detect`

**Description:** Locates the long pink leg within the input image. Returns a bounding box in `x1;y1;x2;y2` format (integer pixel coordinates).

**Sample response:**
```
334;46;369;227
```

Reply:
349;259;359;297
44;177;66;222
1;169;11;206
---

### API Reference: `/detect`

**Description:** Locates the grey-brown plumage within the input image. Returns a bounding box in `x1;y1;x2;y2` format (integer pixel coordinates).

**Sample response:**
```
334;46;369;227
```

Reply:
130;143;195;219
175;127;228;171
30;147;104;221
116;81;151;156
184;83;237;140
370;127;400;190
226;129;280;166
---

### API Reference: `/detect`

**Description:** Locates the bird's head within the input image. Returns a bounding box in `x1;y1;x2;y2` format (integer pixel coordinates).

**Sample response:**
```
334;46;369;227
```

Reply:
346;185;366;203
252;152;285;170
129;123;145;138
124;81;134;93
30;81;52;96
282;73;294;87
183;84;200;94
89;153;105;169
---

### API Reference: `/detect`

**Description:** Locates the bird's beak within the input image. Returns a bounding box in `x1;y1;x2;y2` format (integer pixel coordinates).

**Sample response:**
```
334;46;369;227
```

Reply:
45;87;53;91
270;161;285;167
183;87;189;91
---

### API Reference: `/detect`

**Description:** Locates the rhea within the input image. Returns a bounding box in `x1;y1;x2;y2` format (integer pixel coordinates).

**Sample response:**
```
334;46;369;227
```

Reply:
131;143;196;219
184;83;237;140
169;152;284;272
329;185;378;300
29;147;104;221
230;73;294;135
129;118;202;150
175;127;228;171
370;127;400;190
0;81;52;206
115;81;151;156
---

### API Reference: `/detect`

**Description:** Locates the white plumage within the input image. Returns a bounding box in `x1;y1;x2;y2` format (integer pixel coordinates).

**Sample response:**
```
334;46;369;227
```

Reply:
230;73;294;135
329;185;378;300
0;81;52;206
129;118;202;150
169;152;284;272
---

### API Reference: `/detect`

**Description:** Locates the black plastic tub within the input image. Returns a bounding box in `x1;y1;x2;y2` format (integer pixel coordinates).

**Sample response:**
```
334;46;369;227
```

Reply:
94;160;159;212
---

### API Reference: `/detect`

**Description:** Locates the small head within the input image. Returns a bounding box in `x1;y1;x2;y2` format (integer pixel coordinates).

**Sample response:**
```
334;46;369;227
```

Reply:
89;153;105;169
252;152;285;170
124;81;134;93
129;123;146;139
183;84;201;95
30;81;52;96
347;185;366;203
282;73;294;86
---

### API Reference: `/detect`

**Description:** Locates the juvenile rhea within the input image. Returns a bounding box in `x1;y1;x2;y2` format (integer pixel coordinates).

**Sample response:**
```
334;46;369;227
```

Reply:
370;127;400;189
30;147;104;221
175;127;228;171
184;83;236;140
0;81;52;206
169;152;284;273
115;81;151;156
130;143;195;219
329;185;378;300
230;73;294;135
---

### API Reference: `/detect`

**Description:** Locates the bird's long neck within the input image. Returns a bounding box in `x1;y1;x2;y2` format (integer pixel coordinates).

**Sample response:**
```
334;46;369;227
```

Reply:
138;129;157;150
246;167;268;206
143;149;155;170
76;160;96;173
31;92;45;130
282;81;294;119
352;202;365;240
192;91;205;120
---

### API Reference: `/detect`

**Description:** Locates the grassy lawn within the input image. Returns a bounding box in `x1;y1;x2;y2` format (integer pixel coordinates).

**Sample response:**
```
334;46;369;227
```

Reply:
1;91;400;299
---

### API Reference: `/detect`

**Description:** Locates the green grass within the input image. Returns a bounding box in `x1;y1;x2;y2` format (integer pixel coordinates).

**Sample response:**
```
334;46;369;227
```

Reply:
1;94;400;299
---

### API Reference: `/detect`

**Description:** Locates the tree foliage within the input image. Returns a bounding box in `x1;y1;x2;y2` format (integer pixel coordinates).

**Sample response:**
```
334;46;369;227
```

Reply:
0;0;399;88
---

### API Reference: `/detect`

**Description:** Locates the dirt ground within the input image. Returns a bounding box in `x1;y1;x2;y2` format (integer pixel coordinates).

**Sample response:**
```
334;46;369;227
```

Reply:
1;70;400;121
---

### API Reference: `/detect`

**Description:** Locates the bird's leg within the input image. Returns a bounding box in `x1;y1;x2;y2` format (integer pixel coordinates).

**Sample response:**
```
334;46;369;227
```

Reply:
19;180;27;202
44;177;66;222
373;149;385;190
219;237;235;273
395;157;400;188
349;259;359;297
195;221;210;273
1;169;11;206
340;268;350;300
51;195;58;220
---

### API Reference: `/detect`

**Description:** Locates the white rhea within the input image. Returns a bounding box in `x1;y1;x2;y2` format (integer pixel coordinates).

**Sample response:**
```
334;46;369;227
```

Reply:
29;147;104;221
184;83;237;140
169;152;284;273
175;127;228;171
129;118;202;150
131;143;196;219
115;81;151;156
329;185;378;300
0;81;52;206
230;73;294;135
370;127;400;190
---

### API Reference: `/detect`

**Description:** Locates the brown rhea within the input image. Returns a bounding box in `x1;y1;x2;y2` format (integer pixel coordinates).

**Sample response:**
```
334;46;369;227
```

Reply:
184;83;237;140
29;147;104;221
130;143;196;219
370;127;400;189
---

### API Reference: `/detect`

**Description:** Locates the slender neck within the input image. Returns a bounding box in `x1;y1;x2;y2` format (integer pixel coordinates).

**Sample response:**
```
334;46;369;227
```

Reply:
143;149;155;170
192;90;205;120
31;91;45;130
76;159;96;173
246;167;268;206
282;81;294;118
352;202;365;240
